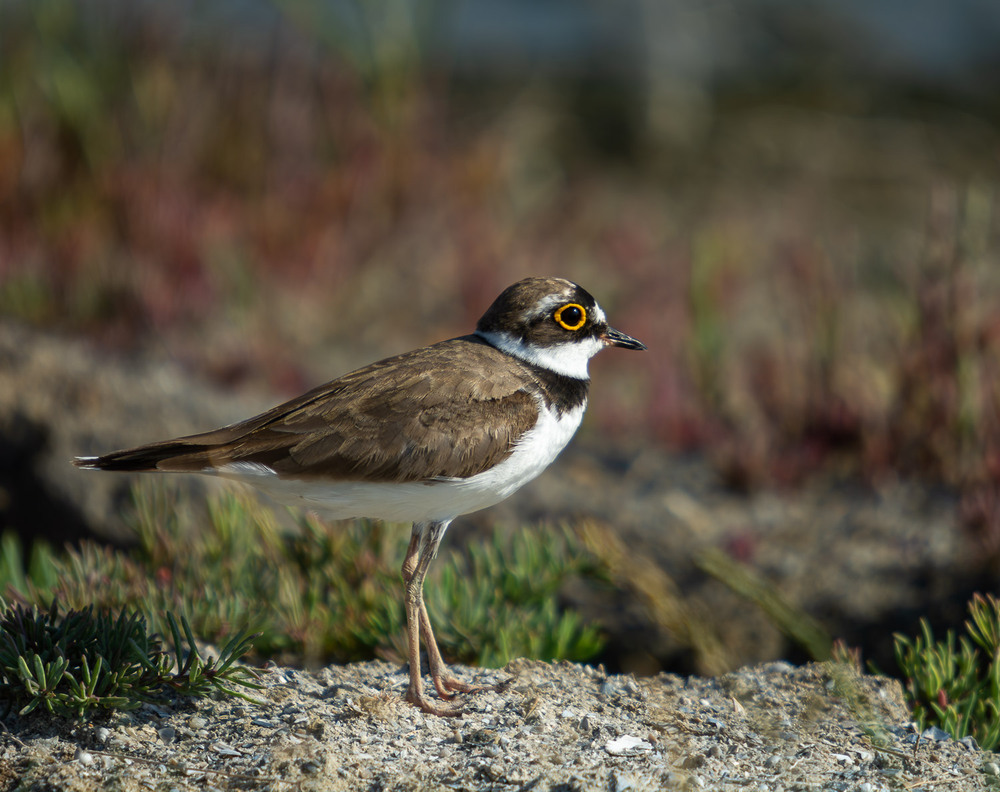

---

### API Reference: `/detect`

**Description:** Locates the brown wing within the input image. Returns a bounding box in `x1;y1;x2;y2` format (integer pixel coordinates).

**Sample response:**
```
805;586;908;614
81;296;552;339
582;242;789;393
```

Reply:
79;336;540;482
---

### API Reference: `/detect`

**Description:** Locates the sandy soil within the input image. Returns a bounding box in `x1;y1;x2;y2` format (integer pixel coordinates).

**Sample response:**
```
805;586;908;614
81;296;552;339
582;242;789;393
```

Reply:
2;659;994;791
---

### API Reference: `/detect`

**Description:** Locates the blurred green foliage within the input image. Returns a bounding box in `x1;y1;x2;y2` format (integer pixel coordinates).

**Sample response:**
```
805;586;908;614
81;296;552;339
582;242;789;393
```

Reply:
0;480;606;669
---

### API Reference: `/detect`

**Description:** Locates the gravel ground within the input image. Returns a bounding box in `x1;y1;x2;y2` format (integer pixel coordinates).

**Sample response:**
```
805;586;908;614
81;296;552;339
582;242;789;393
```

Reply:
1;660;994;791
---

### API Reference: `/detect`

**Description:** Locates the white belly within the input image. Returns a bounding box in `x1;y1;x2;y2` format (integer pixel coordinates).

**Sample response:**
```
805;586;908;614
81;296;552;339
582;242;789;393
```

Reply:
218;401;586;523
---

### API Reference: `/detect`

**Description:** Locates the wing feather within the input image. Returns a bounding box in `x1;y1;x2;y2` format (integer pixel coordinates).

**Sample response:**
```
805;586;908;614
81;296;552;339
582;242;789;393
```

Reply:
84;336;540;482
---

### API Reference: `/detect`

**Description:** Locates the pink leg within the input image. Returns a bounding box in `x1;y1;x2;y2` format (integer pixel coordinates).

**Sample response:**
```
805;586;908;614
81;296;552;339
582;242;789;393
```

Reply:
400;523;468;716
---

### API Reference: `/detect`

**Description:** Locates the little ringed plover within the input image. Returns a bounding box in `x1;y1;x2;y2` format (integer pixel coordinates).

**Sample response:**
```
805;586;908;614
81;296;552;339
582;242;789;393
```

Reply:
75;276;646;716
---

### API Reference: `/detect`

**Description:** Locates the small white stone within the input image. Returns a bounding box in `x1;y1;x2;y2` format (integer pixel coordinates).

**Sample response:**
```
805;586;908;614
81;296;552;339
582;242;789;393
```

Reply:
75;748;93;765
605;735;652;755
211;741;242;757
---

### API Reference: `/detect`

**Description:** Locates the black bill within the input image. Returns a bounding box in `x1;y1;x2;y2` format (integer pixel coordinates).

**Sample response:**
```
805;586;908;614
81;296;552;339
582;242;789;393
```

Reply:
603;326;646;351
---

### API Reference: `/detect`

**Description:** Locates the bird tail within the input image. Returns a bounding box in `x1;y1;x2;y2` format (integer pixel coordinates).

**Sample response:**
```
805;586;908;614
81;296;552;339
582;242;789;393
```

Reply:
73;441;213;473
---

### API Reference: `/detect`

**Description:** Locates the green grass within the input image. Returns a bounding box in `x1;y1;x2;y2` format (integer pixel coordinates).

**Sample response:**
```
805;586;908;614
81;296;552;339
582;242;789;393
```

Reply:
893;593;1000;750
1;480;606;674
0;600;260;717
428;527;606;667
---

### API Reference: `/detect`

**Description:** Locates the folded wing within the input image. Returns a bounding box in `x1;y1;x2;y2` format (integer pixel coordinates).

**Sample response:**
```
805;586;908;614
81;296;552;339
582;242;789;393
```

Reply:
75;337;540;483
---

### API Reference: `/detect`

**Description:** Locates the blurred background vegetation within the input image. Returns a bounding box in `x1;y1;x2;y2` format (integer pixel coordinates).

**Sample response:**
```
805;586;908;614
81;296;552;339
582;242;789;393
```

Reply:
4;0;999;485
2;0;1000;682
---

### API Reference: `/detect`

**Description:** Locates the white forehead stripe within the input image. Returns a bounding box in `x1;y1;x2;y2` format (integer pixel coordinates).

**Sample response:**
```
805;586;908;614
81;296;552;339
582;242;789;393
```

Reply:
527;292;573;321
527;293;605;325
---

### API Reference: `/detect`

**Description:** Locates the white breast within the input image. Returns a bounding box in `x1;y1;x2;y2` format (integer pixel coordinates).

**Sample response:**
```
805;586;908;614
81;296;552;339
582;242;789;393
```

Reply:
216;400;587;523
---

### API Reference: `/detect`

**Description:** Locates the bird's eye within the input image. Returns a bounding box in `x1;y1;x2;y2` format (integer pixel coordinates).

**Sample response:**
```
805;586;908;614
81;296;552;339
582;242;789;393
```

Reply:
554;303;586;331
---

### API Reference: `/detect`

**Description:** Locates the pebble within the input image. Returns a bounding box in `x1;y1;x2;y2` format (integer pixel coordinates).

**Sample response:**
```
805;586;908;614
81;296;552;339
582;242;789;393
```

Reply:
211;741;242;757
682;753;706;769
605;735;652;755
612;771;634;792
921;726;951;742
9;662;990;790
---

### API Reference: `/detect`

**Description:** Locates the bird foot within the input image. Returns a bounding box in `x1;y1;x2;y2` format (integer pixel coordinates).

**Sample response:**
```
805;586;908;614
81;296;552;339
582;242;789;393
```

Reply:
432;674;484;699
404;673;493;715
404;686;466;717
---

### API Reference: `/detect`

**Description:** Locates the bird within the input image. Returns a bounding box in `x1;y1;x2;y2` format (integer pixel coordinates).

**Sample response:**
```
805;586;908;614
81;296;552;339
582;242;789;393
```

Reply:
75;276;646;716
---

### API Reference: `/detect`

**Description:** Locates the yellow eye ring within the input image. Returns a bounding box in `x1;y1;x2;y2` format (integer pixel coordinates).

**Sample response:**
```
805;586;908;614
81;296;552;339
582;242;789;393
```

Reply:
554;303;587;331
